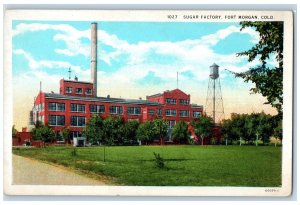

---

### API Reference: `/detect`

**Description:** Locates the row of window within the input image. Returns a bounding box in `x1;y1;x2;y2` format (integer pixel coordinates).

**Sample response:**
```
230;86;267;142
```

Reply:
66;87;92;95
49;111;201;127
34;103;44;112
48;103;201;118
49;103;157;116
48;115;85;127
166;98;190;105
166;110;201;118
48;103;65;111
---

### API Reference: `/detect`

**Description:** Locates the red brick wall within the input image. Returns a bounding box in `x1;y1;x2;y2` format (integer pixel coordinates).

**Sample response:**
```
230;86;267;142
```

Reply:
12;132;32;146
148;89;202;123
147;94;164;104
60;79;94;97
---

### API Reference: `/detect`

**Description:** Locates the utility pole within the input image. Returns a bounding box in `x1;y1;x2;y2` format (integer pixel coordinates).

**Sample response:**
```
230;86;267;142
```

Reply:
177;71;178;89
68;67;72;80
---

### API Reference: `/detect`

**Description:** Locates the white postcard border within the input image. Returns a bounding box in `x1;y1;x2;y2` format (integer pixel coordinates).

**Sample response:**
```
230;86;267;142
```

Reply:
3;9;294;196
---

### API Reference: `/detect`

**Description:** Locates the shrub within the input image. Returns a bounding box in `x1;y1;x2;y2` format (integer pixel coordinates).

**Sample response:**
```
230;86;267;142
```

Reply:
71;148;77;157
153;152;165;169
25;140;31;146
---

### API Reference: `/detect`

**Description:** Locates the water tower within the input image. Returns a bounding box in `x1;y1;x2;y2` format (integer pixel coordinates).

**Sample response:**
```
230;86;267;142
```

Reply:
205;63;225;124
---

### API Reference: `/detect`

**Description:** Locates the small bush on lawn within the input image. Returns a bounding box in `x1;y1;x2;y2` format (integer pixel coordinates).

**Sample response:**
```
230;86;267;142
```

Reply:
25;140;31;146
71;148;77;157
153;152;165;169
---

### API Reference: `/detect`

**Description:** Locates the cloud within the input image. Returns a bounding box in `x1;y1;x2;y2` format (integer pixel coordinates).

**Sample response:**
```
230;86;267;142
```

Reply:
201;25;240;46
92;25;261;84
13;22;265;87
13;23;261;79
13;49;85;77
13;23;89;38
13;23;90;57
199;25;259;46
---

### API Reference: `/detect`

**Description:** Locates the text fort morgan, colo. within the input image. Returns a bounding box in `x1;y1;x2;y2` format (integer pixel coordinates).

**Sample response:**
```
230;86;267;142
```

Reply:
179;14;273;20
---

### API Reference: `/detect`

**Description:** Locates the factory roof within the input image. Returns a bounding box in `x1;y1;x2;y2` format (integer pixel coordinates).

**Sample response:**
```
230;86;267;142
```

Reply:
44;93;162;106
61;79;93;85
147;88;189;99
191;104;203;108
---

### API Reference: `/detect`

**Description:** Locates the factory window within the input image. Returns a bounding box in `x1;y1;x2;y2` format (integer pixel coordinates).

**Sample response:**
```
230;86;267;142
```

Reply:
85;88;92;95
148;109;155;115
71;116;85;127
66;87;73;93
165;109;177;116
48;115;65;126
90;104;105;113
35;103;44;112
57;103;65;111
71;103;85;112
179;99;190;105
109;106;123;115
48;103;56;111
180;110;189;117
193;111;201;118
127;107;141;115
37;115;45;124
168;120;176;129
157;109;162;116
70;131;82;140
166;98;177;104
75;88;83;94
48;102;65;111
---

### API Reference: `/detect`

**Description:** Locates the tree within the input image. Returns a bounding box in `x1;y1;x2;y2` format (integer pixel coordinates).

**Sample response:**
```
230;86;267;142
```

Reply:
32;124;55;143
102;116;124;145
232;114;246;146
273;119;282;147
136;121;154;145
58;127;70;144
83;115;104;145
12;125;18;138
221;119;233;145
244;114;258;145
233;22;283;115
192;116;214;145
121;120;140;145
223;113;247;146
172;121;189;144
221;112;275;146
256;113;273;145
152;118;168;144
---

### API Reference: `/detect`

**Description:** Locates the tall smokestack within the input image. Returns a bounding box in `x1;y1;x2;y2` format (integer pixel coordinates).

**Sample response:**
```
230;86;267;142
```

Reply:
91;22;97;97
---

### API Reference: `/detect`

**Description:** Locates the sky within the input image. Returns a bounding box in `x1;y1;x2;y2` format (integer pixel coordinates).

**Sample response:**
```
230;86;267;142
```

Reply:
12;20;278;130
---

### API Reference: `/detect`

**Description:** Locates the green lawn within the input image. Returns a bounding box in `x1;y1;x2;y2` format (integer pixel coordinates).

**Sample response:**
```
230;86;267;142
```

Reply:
13;145;282;186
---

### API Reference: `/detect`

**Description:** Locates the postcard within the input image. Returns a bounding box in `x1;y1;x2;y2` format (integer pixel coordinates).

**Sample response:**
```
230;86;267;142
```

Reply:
4;10;293;196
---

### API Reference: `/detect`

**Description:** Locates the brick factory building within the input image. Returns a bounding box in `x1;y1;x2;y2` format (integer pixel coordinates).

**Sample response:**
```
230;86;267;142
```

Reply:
31;79;203;146
29;22;203;146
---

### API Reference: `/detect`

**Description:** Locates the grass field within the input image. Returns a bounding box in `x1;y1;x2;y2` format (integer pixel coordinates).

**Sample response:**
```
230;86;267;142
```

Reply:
13;145;282;186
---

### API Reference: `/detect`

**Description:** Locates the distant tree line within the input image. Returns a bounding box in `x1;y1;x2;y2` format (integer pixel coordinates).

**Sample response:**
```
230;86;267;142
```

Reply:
221;112;282;146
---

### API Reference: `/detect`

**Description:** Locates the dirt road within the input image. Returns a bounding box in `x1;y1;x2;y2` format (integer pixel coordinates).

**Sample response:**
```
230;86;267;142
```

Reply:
13;155;107;185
